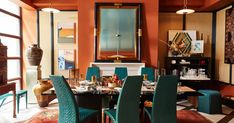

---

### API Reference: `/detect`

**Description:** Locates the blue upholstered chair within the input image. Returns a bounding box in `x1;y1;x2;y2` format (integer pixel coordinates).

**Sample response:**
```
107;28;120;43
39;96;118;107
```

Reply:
144;75;178;123
50;75;99;123
198;90;222;114
86;67;100;81
104;76;143;123
141;67;155;82
114;67;128;80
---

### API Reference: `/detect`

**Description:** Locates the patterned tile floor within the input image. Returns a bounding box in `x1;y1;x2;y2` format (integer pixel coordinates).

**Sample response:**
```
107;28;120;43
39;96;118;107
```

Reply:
0;97;233;123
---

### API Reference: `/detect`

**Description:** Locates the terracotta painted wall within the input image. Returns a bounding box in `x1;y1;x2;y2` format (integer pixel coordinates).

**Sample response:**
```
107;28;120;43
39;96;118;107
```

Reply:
158;13;183;69
22;8;37;88
77;0;159;74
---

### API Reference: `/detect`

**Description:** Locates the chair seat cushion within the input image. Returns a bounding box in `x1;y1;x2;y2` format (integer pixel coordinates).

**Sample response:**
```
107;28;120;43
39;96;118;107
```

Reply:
0;93;11;100
79;107;98;122
16;90;27;95
104;109;116;122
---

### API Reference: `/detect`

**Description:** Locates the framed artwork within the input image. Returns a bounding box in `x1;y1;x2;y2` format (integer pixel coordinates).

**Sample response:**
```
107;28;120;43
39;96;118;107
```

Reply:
224;7;234;64
58;50;75;70
191;40;204;54
57;22;75;43
168;30;196;56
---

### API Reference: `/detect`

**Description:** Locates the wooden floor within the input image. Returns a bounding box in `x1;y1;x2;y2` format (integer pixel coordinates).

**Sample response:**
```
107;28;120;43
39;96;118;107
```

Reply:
0;97;233;123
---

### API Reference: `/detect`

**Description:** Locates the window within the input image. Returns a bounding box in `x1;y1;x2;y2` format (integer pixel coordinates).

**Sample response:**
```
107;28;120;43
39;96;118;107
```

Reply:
0;0;22;91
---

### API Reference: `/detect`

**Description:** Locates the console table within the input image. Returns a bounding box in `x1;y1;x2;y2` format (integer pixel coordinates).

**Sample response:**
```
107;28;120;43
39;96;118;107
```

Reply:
90;62;145;76
0;83;16;118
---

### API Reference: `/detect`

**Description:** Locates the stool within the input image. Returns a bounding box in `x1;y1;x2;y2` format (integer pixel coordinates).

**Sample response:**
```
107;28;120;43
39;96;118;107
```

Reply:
0;93;12;108
12;90;28;113
198;90;222;114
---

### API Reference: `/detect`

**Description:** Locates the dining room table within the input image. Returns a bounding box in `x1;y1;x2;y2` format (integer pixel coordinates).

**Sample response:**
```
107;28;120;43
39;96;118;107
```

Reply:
42;80;203;123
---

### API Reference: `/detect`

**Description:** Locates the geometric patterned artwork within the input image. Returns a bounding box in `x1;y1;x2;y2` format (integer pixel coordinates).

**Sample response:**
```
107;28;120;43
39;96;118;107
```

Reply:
225;7;234;64
168;30;196;56
171;32;192;55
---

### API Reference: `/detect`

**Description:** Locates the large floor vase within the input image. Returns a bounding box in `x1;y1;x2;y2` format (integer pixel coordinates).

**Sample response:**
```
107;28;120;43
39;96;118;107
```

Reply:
33;79;53;107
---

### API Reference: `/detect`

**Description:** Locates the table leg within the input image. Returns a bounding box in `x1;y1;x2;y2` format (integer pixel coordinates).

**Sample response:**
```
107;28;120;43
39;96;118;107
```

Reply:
13;90;16;118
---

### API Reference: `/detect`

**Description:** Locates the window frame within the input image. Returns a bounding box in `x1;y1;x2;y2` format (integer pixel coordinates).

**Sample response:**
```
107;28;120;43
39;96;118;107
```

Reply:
0;6;22;89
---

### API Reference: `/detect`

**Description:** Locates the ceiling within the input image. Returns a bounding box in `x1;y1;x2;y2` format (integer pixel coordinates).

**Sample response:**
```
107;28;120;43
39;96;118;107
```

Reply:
18;0;233;12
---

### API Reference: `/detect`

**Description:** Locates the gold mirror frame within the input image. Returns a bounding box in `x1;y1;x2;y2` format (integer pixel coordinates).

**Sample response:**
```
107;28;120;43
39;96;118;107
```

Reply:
94;3;142;62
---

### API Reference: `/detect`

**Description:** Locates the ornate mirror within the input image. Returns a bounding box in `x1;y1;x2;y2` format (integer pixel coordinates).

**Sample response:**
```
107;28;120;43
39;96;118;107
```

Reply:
95;3;142;62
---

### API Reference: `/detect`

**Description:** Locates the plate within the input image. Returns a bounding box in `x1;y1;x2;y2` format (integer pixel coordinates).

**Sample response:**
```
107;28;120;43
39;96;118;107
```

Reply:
114;87;122;92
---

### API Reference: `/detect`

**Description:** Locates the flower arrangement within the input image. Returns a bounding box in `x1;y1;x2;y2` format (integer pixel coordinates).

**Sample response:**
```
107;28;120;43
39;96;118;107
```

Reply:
102;74;123;87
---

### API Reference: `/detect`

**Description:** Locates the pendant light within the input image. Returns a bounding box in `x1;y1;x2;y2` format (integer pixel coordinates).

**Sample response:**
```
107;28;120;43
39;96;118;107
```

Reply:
41;0;60;13
176;0;195;14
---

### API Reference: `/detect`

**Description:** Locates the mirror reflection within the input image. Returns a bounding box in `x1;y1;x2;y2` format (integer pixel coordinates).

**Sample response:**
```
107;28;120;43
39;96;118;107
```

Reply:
95;3;142;62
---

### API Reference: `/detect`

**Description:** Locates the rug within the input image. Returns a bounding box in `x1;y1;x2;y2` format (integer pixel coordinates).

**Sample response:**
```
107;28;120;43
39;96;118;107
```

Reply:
177;110;213;123
25;109;58;123
26;109;213;123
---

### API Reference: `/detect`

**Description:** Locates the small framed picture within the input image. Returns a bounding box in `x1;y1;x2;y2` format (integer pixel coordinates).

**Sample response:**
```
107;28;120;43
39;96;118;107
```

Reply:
58;49;75;70
191;40;204;54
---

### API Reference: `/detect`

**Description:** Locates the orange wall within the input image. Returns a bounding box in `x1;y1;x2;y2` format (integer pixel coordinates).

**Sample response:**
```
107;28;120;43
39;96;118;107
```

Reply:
77;0;159;74
22;8;37;89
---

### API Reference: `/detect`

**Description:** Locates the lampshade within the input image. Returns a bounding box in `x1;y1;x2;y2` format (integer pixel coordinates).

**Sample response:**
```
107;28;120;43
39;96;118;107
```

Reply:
41;7;60;13
41;0;60;13
176;9;195;14
176;0;195;14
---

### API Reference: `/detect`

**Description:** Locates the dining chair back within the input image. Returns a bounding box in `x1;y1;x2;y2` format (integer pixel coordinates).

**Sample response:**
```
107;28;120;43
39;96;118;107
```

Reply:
86;67;100;81
50;75;79;123
116;76;143;123
141;67;155;82
151;75;178;123
114;67;128;80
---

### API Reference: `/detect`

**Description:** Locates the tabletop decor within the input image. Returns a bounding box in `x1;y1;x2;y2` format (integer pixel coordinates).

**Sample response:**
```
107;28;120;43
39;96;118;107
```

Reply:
101;74;123;88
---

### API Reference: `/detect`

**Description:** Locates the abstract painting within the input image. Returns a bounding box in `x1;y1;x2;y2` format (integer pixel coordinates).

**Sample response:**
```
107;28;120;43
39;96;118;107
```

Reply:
58;50;74;70
225;7;234;64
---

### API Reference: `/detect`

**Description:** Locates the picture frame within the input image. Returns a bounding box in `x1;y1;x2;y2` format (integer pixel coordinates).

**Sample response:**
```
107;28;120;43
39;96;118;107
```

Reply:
57;22;76;43
94;3;142;62
191;40;204;54
58;49;75;70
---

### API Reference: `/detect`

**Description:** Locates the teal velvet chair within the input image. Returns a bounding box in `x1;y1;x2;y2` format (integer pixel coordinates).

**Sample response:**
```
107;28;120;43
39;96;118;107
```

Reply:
86;67;100;81
144;75;178;123
104;76;143;123
50;75;99;123
114;67;128;80
141;67;155;82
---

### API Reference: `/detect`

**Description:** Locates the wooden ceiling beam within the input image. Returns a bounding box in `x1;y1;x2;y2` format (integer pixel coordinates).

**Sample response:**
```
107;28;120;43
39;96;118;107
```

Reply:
160;0;204;7
200;0;234;11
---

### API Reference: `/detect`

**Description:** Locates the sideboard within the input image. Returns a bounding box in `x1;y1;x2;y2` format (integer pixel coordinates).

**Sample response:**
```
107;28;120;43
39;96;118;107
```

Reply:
90;62;145;76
